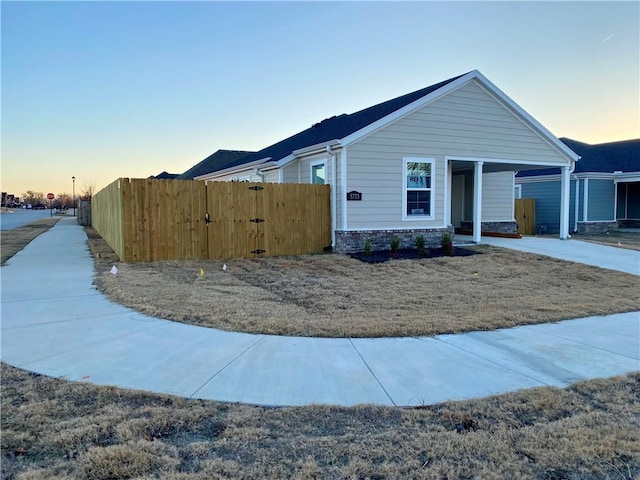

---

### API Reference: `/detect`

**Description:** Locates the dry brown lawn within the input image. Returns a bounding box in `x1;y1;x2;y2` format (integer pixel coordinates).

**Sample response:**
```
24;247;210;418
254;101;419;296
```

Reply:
2;363;639;479
1;210;639;479
0;217;61;265
88;228;640;338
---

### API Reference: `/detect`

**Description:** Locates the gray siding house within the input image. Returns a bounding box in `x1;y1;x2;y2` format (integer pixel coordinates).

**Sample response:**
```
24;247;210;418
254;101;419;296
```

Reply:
196;70;579;252
516;138;640;234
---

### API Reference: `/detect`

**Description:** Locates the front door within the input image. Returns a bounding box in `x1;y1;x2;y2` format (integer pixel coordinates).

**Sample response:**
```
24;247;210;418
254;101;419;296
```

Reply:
451;175;465;227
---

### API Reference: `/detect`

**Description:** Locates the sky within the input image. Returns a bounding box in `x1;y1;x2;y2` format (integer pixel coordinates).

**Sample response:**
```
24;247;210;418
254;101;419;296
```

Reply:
2;1;639;198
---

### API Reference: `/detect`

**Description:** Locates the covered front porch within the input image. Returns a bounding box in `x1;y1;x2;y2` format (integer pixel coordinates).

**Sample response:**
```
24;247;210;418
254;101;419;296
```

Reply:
446;157;575;243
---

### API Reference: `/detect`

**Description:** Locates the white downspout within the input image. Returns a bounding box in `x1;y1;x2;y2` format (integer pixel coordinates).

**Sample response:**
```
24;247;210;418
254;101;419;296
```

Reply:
327;145;337;248
254;167;265;182
573;175;579;233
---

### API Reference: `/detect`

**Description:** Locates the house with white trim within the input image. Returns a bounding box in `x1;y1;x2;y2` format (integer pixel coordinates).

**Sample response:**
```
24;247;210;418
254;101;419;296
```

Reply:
196;70;579;253
516;138;640;234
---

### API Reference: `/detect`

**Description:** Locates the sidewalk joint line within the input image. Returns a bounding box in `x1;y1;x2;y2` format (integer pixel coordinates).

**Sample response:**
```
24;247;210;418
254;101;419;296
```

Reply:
428;336;551;387
348;338;396;407
189;335;266;399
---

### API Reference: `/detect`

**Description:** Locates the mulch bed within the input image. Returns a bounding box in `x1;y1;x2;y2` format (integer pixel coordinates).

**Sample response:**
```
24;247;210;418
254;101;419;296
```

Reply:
351;247;480;263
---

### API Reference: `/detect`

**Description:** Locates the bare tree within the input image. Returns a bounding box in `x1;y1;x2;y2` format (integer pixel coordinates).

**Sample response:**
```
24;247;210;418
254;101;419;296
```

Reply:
22;190;45;206
79;181;95;201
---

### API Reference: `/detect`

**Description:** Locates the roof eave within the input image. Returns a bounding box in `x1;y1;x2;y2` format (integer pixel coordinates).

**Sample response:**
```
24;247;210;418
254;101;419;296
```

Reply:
195;157;274;180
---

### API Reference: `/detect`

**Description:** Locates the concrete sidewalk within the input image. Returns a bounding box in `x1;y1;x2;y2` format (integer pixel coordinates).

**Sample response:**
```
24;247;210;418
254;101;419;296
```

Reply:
1;217;638;407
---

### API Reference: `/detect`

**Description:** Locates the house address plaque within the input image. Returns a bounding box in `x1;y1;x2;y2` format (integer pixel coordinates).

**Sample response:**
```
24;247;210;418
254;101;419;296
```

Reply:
347;191;362;201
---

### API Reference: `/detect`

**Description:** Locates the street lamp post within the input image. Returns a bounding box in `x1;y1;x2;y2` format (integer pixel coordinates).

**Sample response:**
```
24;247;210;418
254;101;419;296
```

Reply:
72;176;76;216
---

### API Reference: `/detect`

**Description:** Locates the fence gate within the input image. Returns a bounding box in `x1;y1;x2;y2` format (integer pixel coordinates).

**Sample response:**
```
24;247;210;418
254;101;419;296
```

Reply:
205;182;331;259
515;198;536;235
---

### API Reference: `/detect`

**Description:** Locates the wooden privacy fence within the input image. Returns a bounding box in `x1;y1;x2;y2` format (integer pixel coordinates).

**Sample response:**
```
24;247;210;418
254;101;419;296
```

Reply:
515;198;536;235
91;178;331;262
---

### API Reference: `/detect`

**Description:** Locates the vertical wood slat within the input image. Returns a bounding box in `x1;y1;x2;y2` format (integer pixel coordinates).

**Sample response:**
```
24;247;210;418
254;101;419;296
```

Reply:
93;179;331;262
515;198;536;235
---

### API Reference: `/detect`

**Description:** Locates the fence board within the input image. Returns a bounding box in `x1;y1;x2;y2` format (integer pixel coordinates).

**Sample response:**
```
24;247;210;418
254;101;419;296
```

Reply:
92;178;330;262
515;198;536;235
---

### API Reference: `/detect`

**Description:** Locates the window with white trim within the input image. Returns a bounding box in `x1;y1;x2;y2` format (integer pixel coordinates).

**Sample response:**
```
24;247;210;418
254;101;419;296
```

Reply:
310;160;326;185
403;158;434;219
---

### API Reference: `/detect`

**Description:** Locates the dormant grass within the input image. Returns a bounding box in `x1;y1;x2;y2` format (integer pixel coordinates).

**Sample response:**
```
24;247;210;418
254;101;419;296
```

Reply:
88;228;639;338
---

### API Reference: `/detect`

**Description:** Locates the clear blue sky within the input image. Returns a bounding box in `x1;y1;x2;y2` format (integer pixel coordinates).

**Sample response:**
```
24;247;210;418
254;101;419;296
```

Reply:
2;1;638;197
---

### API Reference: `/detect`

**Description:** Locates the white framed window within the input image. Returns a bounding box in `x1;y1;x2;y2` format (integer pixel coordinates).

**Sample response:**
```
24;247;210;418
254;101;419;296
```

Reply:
310;159;327;185
403;157;434;220
514;184;522;199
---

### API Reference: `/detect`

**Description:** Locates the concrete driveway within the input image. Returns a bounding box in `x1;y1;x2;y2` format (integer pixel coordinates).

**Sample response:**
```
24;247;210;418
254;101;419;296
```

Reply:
457;235;640;276
1;218;638;407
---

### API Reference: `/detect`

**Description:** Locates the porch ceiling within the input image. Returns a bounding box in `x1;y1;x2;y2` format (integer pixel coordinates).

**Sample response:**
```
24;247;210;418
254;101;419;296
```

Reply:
450;160;563;174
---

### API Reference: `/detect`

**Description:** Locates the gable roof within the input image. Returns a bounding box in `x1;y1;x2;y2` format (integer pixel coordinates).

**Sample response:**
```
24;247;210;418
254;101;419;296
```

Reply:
151;171;179;180
203;70;578;177
517;138;640;177
176;149;255;180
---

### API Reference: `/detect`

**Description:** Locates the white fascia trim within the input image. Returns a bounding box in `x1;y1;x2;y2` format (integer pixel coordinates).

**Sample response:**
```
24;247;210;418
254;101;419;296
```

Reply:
614;172;640;183
340;72;478;147
472;71;580;163
446;155;570;168
292;139;341;157
195;158;274;180
275;140;342;169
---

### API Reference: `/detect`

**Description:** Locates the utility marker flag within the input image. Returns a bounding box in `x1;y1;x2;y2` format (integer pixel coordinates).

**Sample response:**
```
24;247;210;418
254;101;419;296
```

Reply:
110;265;118;275
199;268;204;278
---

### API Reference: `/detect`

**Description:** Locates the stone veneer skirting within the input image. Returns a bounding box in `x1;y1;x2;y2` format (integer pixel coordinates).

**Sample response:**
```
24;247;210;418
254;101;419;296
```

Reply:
334;228;454;254
576;221;618;234
459;221;519;234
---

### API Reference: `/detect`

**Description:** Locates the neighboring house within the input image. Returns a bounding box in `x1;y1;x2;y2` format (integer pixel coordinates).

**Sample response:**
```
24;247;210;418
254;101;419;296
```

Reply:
516;138;640;234
150;171;179;180
196;70;579;252
175;149;254;180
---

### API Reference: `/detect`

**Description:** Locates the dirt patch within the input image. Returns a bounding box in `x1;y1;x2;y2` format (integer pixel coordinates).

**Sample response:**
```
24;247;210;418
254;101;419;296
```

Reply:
0;217;61;265
1;363;638;479
87;232;640;338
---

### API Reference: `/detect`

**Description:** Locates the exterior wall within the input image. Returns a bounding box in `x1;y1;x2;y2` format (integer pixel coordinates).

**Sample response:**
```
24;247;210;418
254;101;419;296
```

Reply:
482;172;515;221
519;179;579;234
345;78;568;231
282;163;299;183
587;179;615;221
335;227;453;254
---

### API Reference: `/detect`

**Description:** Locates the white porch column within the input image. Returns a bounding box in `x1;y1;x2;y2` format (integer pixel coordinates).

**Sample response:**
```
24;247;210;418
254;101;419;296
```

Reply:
559;165;571;239
473;161;484;243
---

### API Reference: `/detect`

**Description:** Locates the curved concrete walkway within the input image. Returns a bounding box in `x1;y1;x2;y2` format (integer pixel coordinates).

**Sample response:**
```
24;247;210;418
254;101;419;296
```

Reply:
1;217;638;407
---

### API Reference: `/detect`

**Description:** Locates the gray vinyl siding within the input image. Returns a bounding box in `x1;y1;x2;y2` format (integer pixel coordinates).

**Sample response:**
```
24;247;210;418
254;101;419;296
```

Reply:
482;172;514;221
617;184;626;219
282;162;300;183
520;179;580;233
587;179;615;221
345;79;568;230
521;181;560;233
263;170;280;183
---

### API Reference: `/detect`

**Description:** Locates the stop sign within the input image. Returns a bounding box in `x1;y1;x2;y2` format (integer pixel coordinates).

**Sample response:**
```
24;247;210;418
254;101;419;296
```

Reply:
47;193;54;200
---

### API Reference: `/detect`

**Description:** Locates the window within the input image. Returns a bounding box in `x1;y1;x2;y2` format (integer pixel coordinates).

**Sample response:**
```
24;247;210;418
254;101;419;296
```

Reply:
310;160;326;185
403;158;434;219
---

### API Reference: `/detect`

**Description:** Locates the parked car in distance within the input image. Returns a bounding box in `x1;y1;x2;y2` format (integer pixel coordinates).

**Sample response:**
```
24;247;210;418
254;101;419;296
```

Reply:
32;203;46;210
